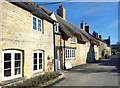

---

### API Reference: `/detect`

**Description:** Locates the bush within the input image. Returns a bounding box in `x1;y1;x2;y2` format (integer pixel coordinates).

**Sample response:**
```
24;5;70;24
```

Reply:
2;71;61;88
99;56;105;60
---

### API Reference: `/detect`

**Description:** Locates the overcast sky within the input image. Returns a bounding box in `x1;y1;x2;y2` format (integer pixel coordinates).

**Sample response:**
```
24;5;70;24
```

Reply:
35;2;118;44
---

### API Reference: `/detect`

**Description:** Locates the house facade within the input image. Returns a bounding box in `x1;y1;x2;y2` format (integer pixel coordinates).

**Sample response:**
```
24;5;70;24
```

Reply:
50;5;100;70
0;1;55;83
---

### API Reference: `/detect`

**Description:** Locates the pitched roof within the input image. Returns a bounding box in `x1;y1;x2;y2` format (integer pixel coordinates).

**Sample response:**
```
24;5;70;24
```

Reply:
10;1;100;45
55;14;99;45
10;1;56;23
38;4;99;45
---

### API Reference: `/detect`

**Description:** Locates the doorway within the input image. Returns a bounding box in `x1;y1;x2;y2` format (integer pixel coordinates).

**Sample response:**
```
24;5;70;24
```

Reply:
55;49;61;71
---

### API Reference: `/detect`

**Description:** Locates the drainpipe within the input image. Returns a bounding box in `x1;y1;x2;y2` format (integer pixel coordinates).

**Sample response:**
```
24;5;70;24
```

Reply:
53;23;56;71
63;34;66;70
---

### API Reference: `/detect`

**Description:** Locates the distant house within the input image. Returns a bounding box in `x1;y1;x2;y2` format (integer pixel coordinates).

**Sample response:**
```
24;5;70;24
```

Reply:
111;44;120;54
92;31;111;57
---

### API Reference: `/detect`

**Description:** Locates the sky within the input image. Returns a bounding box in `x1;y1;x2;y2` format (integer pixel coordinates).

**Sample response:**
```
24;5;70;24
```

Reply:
35;1;118;44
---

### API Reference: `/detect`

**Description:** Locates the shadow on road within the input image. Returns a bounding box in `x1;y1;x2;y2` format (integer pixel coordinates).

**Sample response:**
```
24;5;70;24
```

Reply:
66;54;120;74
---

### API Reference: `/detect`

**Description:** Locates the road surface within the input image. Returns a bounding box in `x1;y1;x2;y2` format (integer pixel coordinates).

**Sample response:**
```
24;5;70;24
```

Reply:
51;54;120;87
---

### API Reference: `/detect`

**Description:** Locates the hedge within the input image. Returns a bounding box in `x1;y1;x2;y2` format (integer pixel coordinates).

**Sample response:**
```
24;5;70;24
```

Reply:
2;71;61;88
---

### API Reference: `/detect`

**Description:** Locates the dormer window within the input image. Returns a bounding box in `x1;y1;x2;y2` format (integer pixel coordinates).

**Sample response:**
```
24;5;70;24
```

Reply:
71;37;76;43
33;15;42;32
54;22;59;33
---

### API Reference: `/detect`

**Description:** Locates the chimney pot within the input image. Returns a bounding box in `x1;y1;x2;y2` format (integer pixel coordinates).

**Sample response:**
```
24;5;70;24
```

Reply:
93;31;98;38
96;33;98;38
108;36;110;40
80;21;84;30
59;5;61;8
61;5;63;8
99;35;102;39
85;26;90;33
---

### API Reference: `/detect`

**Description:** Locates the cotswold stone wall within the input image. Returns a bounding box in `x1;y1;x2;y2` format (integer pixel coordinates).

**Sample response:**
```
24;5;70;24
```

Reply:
1;1;54;83
51;12;90;69
99;41;111;58
62;37;90;67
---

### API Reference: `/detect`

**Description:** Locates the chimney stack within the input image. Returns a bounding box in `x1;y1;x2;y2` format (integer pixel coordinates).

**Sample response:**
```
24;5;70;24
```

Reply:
96;33;98;38
85;23;90;33
108;36;110;40
80;21;84;30
57;5;66;20
93;31;98;38
108;36;111;46
99;35;102;39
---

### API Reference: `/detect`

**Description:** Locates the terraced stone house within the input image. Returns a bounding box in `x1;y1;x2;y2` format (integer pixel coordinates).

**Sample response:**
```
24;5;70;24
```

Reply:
0;1;111;85
0;1;56;84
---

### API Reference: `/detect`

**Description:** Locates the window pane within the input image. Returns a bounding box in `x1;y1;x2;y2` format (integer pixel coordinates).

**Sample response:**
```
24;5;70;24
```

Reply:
33;17;36;30
74;50;75;57
34;53;37;58
56;25;57;32
4;69;11;77
4;53;11;61
54;24;56;31
39;59;42;63
15;68;21;75
4;62;11;69
33;22;36;26
38;19;41;31
39;64;42;69
15;53;21;60
34;65;37;71
39;53;42;58
33;17;36;21
54;23;58;32
68;50;69;58
33;26;36;30
34;59;37;64
15;61;21;67
70;50;71;58
73;50;74;57
71;50;73;57
66;50;67;58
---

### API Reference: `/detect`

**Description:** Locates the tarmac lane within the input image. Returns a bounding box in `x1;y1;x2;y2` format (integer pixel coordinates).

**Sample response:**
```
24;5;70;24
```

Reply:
50;54;120;87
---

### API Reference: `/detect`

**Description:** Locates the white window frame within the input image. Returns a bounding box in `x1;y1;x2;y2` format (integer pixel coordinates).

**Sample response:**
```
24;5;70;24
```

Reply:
71;37;76;44
33;51;43;73
65;49;75;59
87;42;90;47
2;50;22;81
94;45;97;48
54;22;59;33
32;15;42;33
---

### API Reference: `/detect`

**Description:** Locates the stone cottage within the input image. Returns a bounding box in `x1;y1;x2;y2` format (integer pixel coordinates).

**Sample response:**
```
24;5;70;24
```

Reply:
0;1;56;84
39;5;101;70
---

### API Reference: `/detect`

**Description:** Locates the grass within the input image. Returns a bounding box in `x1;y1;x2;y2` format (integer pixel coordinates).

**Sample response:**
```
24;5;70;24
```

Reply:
99;54;114;60
99;56;106;60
